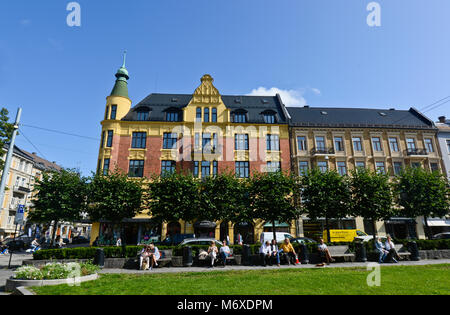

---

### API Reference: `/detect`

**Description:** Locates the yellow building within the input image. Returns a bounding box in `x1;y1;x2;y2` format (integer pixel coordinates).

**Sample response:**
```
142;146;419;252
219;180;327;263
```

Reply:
287;106;443;240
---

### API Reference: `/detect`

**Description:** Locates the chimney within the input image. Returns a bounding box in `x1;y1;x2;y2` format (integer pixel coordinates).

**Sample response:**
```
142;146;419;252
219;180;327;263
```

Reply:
438;116;446;123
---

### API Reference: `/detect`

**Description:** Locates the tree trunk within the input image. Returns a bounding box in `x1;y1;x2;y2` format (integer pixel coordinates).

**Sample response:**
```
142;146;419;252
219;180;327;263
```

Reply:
121;222;126;258
51;220;58;248
272;221;276;243
325;216;330;243
372;218;378;246
424;216;430;240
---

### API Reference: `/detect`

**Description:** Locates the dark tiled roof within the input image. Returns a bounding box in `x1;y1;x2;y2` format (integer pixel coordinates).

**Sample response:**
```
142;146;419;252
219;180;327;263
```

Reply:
3;143;62;172
122;93;289;124
287;107;435;129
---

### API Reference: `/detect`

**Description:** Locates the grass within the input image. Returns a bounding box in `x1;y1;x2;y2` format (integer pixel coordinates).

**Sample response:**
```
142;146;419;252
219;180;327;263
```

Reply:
31;264;450;295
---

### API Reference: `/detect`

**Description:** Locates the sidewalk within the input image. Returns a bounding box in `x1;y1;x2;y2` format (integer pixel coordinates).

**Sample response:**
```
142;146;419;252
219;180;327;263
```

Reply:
99;259;450;275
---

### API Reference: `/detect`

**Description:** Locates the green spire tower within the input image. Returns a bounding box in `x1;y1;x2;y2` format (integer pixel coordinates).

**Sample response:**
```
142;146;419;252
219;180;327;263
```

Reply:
110;51;130;99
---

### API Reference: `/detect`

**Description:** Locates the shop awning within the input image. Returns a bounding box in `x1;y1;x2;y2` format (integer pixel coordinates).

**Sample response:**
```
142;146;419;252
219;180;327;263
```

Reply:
426;219;450;227
194;221;216;228
263;221;290;227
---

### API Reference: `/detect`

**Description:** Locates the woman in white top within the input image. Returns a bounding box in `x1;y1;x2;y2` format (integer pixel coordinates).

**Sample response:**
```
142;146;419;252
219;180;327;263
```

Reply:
148;244;160;269
384;236;400;263
140;245;151;270
207;241;218;268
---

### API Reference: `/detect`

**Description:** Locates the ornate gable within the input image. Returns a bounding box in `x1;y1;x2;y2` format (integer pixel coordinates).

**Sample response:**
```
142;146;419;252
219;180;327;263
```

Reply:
192;74;222;105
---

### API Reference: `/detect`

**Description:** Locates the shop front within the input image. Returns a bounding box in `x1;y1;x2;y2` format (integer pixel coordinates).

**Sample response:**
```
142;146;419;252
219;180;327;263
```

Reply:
385;218;417;239
194;221;216;238
425;218;450;237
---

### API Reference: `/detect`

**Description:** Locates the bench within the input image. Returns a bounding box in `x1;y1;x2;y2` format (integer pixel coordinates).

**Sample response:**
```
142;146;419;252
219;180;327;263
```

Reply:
395;244;411;259
197;248;235;266
136;249;173;269
323;246;355;262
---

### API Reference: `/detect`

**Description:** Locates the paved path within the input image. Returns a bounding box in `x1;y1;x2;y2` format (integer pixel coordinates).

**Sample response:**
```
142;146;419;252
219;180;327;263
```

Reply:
99;259;450;275
0;252;31;295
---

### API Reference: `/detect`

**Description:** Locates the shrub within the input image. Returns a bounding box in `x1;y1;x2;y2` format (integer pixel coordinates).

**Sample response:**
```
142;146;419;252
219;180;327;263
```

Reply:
13;266;43;280
13;262;99;280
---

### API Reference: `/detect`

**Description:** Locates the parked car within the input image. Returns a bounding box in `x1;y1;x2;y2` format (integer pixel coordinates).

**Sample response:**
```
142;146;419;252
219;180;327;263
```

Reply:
259;232;295;244
322;229;374;243
291;237;317;245
1;235;33;249
71;235;90;244
157;234;195;246
433;232;450;240
4;239;26;251
177;238;223;247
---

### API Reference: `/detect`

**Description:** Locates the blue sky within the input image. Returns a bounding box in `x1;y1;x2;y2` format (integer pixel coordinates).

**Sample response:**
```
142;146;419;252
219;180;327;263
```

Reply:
1;0;449;175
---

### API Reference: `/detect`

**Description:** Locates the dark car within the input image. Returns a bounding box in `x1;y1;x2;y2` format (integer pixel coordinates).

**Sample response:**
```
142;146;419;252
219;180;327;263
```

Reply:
433;232;450;240
71;235;90;244
5;239;26;251
156;234;195;246
291;237;317;245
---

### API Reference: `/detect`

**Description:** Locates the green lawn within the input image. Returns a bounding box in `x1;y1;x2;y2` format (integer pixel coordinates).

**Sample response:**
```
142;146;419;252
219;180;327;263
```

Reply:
31;264;450;295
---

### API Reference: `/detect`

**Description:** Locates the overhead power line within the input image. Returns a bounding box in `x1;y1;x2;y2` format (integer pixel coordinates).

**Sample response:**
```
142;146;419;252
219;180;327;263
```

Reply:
18;128;48;161
20;123;100;141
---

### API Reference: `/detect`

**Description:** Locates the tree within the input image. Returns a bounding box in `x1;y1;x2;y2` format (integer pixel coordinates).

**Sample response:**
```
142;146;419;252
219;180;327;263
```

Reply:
146;172;199;228
0;108;14;170
28;169;88;246
250;171;299;242
300;168;351;242
88;170;144;250
394;167;450;239
349;168;395;244
198;172;252;235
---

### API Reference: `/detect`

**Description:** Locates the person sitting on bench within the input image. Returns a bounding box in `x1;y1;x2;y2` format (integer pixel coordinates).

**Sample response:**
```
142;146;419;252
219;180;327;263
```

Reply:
259;241;272;266
280;238;297;265
219;240;231;267
384;235;400;263
148;244;160;269
316;238;335;267
375;237;388;263
270;239;281;267
207;241;219;268
139;245;151;270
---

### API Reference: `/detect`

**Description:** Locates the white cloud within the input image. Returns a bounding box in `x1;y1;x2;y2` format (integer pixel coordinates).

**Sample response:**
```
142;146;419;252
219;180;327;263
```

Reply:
311;88;321;95
19;19;31;26
247;87;307;107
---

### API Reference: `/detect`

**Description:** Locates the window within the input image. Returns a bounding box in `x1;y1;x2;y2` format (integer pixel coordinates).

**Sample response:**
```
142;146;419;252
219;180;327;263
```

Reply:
297;136;307;151
101;131;105;148
213;161;218;176
355;161;365;170
406;138;416;150
263;113;276;124
166;111;180;122
235;134;249;151
137;110;149;121
352;137;363;152
193;161;199;178
389;137;399;152
372;137;383;152
430;163;439;172
97;159;101;174
267;161;281;173
299;161;309;175
103;158;110;175
424;139;434;153
411;162;421;169
375;162;386;174
315;136;326;150
211;108;217;122
195;133;200;151
129;160;144;178
334;137;344;152
106;130;113;147
196;108;202;122
266;134;280;151
393;162;403;175
317;161;328;173
163;133;177;149
110;105;117;120
337;162;347;175
131;132;147;149
235;161;249;178
202;133;212;152
201;161;211;178
105;107;109;120
447;140;450;153
233;112;247;123
204;108;209;123
161;161;176;176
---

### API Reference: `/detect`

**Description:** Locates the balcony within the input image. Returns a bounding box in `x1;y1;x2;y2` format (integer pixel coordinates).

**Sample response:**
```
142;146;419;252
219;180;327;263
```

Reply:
310;147;335;156
12;185;31;194
405;148;428;156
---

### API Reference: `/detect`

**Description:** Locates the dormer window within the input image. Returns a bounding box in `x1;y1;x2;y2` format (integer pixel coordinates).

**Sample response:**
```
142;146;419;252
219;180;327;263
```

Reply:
262;110;277;124
135;107;151;121
232;110;248;123
165;108;182;122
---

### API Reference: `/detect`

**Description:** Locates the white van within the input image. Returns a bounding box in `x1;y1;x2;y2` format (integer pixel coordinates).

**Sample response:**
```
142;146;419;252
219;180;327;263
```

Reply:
259;232;295;244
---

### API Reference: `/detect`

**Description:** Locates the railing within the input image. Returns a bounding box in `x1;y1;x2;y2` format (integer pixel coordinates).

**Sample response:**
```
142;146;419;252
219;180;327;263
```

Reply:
13;185;31;193
310;147;335;155
405;148;428;156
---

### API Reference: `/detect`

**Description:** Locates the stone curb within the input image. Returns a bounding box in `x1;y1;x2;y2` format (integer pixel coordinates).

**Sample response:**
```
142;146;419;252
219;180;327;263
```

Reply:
5;273;98;292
